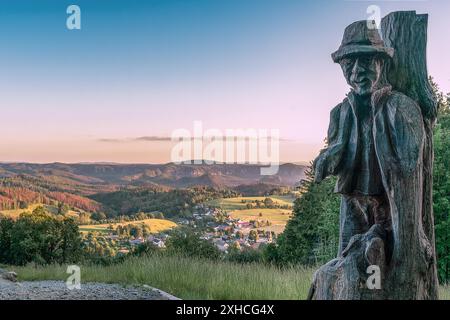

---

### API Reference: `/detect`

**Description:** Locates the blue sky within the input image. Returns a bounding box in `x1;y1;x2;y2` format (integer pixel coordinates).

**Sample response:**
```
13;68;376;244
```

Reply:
1;0;449;163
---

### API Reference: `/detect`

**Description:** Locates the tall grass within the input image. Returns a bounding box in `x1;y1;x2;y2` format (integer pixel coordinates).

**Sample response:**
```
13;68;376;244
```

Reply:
10;255;450;300
440;285;450;300
11;255;314;300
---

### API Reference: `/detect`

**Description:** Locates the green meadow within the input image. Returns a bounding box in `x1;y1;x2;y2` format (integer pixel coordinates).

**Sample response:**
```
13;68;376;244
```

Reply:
207;195;295;211
11;255;450;300
12;255;314;300
228;208;293;234
207;195;295;234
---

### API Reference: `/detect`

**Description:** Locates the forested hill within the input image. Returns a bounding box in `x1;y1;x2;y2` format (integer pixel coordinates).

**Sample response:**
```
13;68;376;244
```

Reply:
0;162;305;214
0;162;305;189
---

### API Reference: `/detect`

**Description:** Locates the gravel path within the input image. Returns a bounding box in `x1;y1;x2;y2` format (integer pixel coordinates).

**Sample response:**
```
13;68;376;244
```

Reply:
0;279;176;300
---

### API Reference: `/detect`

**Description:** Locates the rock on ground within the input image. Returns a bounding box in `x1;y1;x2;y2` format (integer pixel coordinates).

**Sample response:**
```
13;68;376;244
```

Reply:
0;268;17;282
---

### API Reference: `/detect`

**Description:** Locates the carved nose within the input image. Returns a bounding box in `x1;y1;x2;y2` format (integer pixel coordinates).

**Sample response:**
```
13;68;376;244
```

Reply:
352;59;365;75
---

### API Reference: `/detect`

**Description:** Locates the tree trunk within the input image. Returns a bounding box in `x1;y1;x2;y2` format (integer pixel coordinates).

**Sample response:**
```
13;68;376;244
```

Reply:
381;10;439;300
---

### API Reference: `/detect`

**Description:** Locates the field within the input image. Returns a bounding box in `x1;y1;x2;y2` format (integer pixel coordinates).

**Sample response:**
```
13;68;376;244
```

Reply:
207;195;295;234
207;195;295;211
0;203;79;220
229;208;293;234
79;219;177;234
10;255;450;300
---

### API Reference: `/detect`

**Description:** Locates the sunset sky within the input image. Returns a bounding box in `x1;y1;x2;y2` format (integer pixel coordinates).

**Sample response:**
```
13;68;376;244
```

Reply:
1;0;449;164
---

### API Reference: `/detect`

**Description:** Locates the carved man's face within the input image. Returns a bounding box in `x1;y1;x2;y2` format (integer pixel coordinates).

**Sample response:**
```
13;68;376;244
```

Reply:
339;54;384;97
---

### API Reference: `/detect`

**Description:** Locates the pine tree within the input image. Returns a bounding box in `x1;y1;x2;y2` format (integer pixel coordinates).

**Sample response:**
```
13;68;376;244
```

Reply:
431;78;450;283
275;163;340;265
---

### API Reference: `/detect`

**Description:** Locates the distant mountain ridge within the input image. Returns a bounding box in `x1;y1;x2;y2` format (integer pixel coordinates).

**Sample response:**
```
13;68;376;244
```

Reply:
0;162;306;189
0;162;306;212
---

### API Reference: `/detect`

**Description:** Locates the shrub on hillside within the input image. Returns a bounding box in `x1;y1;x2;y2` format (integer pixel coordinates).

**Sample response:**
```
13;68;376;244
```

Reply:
132;242;161;257
165;228;221;260
226;247;264;264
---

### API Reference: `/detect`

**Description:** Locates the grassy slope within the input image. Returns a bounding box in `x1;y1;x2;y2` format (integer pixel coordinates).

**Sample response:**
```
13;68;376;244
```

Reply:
12;255;313;300
79;219;177;234
0;203;79;220
11;256;450;300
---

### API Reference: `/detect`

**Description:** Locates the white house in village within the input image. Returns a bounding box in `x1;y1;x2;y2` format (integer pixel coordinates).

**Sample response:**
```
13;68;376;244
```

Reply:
213;239;229;252
152;239;165;248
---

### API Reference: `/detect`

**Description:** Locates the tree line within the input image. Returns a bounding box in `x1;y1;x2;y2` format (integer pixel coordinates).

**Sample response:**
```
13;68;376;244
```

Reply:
91;186;238;218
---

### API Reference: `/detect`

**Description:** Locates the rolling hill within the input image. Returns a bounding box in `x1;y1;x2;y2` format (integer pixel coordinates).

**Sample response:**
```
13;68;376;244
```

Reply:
0;162;306;215
0;162;305;189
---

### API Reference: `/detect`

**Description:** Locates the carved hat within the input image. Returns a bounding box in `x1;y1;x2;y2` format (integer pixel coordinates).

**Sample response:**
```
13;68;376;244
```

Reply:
332;20;394;63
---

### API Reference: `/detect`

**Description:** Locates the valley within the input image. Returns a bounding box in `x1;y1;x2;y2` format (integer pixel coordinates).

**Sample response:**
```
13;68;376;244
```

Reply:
0;162;305;217
0;162;304;259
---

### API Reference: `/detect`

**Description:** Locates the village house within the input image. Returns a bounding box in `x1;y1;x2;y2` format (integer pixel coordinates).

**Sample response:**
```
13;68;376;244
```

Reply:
152;239;165;248
213;239;229;252
129;238;145;245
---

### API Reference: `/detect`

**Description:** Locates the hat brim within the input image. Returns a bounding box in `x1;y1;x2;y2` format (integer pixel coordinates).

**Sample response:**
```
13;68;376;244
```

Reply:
332;45;394;63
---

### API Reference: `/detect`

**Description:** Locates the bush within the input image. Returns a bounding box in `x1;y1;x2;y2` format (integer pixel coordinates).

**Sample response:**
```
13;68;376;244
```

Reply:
90;211;107;221
132;242;160;257
165;228;221;260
